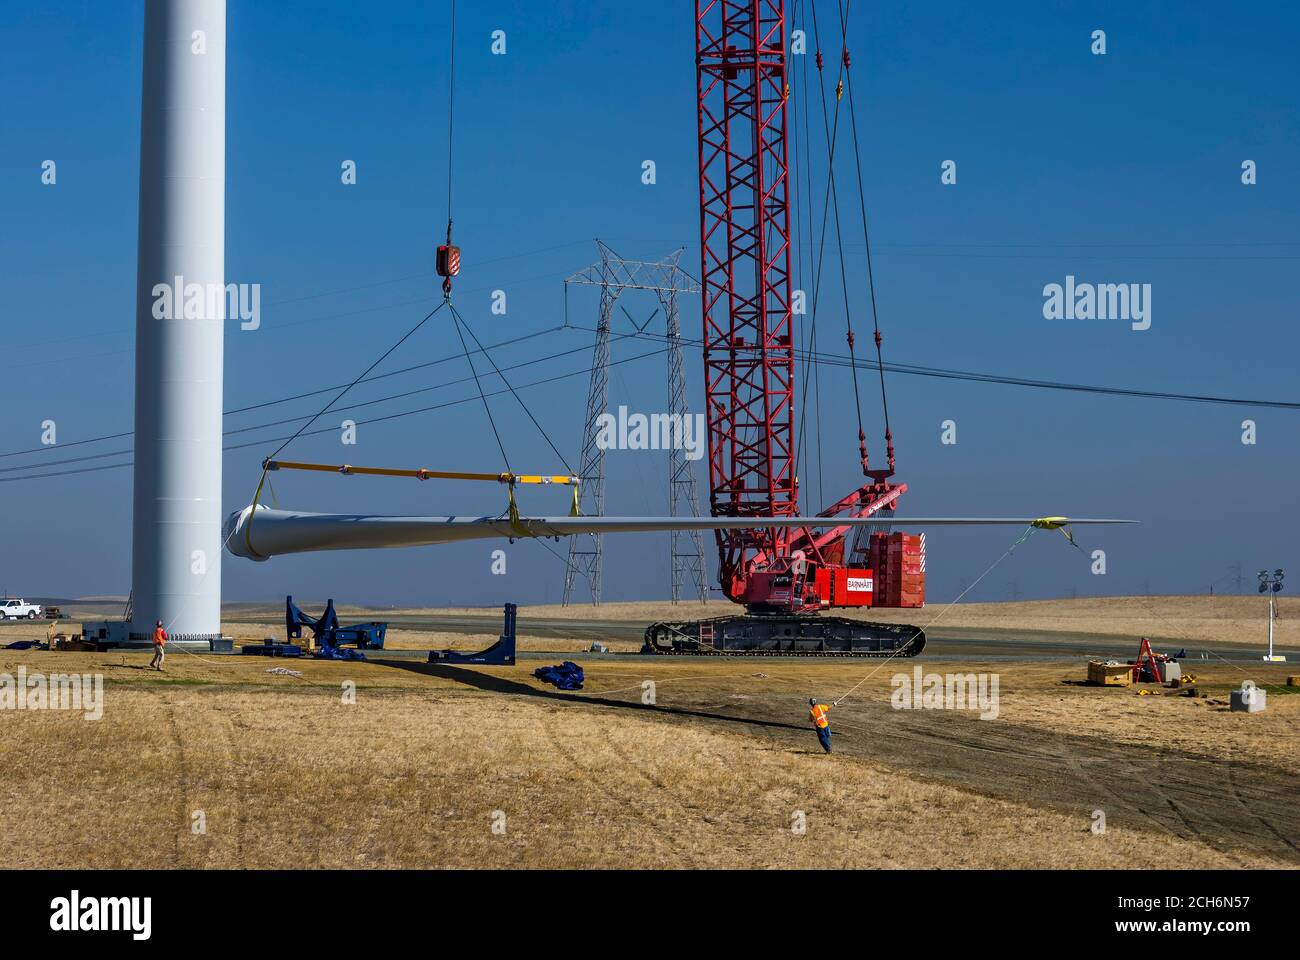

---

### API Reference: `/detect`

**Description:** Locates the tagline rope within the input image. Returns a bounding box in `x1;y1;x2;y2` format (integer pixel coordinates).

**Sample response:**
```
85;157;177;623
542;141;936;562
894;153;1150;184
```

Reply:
831;525;1039;706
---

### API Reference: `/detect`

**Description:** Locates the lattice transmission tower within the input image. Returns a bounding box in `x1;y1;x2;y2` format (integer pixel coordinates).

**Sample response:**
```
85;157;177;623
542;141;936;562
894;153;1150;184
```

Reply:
562;241;709;606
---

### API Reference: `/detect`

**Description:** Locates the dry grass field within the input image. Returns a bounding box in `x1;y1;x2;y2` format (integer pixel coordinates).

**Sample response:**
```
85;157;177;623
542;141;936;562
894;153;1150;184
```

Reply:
1;600;1297;868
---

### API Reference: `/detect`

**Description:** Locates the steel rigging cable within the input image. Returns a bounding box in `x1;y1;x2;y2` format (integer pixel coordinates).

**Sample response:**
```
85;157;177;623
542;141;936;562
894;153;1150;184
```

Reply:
836;0;895;474
448;301;512;473
447;300;577;475
810;0;872;476
264;301;448;463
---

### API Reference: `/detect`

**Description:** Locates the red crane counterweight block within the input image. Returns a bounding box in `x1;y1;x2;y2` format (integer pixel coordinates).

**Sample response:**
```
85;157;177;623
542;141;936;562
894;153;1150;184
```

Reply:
869;532;927;608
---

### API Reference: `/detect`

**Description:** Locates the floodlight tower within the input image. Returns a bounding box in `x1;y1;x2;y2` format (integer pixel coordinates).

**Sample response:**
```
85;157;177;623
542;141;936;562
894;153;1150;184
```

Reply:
1258;568;1286;662
128;0;227;643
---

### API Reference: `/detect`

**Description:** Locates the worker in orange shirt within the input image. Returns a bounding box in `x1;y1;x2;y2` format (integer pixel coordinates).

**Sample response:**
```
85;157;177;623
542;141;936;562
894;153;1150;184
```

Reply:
809;697;833;754
150;619;168;671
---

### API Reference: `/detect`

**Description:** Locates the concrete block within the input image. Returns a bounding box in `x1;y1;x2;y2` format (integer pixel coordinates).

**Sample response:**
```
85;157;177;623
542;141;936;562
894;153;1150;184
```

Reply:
1230;689;1267;713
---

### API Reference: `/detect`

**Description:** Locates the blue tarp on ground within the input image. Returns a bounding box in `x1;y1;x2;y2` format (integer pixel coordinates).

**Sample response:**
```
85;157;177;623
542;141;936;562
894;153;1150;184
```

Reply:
4;641;41;650
533;661;584;690
313;645;366;661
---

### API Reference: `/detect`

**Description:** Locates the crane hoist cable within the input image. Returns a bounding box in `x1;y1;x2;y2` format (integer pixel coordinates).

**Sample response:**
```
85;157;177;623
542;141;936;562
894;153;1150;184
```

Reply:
836;0;896;474
820;0;872;476
431;1;543;481
436;0;461;298
802;3;826;508
792;0;826;507
795;0;859;485
792;1;829;485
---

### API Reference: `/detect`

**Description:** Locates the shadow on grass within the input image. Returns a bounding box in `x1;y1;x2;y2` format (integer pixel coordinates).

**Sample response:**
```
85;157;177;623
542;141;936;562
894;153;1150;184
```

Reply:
371;658;821;737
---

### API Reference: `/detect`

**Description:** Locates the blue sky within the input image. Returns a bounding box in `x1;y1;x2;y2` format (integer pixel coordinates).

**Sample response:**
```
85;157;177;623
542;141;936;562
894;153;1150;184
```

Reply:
1;0;1297;607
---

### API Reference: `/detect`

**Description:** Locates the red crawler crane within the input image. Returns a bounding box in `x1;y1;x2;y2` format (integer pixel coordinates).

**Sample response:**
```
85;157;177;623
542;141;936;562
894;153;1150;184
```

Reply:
644;0;926;655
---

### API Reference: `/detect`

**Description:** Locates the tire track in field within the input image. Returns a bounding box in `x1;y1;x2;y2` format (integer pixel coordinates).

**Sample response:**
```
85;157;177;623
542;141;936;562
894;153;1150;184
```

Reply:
653;689;1300;863
215;705;250;866
1222;750;1300;857
162;699;187;868
1045;724;1188;852
1138;753;1226;853
536;703;691;864
1076;732;1222;850
596;695;808;864
600;720;728;853
582;686;807;859
163;695;248;868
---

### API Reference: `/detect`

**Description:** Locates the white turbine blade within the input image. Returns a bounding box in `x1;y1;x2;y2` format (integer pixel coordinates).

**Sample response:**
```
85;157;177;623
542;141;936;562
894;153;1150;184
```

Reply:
225;505;1135;561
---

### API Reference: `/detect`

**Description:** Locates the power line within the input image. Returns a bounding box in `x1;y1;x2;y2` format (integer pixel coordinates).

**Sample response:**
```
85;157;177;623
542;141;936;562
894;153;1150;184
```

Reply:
0;322;667;474
568;324;1300;411
0;347;669;484
12;308;1296;480
0;326;568;460
0;334;624;474
226;326;563;417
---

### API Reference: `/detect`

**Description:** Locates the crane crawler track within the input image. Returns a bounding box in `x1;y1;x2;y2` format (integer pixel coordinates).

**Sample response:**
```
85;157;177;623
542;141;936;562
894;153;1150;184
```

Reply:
642;616;926;658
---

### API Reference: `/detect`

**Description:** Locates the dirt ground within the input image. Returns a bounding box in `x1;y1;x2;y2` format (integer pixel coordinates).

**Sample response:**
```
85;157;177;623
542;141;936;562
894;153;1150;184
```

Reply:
1;634;1296;868
25;593;1285;657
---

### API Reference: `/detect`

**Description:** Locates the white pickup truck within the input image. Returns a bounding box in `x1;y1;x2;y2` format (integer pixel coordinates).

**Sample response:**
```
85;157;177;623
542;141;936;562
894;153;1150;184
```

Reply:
0;599;43;620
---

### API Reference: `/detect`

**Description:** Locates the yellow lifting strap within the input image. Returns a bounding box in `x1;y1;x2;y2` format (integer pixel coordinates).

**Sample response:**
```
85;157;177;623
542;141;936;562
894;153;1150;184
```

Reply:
504;482;530;538
242;466;271;560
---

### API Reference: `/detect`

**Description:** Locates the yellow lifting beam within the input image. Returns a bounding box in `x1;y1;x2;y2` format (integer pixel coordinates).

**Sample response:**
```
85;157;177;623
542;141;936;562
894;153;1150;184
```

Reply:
263;459;579;487
259;458;582;520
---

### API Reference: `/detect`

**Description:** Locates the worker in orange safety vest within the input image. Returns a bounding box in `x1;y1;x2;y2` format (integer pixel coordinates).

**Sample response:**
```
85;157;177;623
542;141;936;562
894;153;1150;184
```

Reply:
809;698;833;754
150;620;168;671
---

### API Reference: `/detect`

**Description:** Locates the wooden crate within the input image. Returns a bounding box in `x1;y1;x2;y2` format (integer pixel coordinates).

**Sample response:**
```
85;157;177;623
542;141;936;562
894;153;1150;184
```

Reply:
1087;661;1132;686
